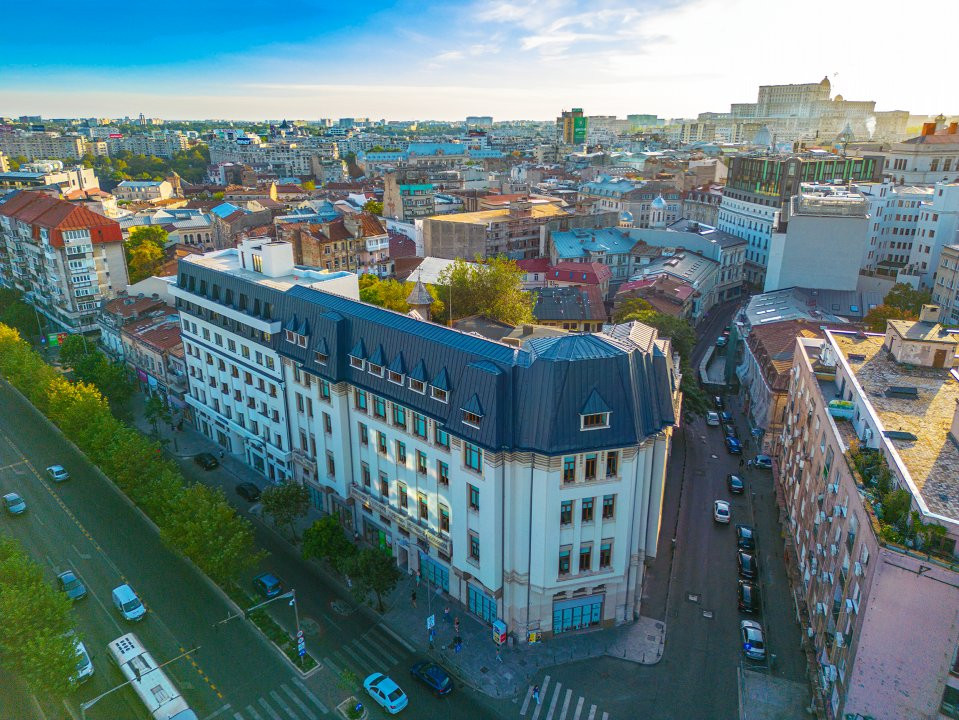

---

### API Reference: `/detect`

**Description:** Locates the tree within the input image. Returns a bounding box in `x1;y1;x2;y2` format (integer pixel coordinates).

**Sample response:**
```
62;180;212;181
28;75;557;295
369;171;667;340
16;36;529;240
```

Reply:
57;336;131;405
362;199;383;215
863;304;915;333
261;482;311;540
302;180;316;192
126;226;168;283
0;289;39;340
302;515;356;573
58;334;90;369
434;256;534;326
144;393;171;436
346;547;401;611
883;283;931;315
0;536;77;696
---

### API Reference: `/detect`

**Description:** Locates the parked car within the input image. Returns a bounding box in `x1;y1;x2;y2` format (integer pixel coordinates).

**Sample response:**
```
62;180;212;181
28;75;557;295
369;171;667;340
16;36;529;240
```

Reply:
736;524;756;551
754;454;773;469
111;584;146;621
719;411;733;425
236;482;261;502
737;551;757;580
706;411;720;426
3;492;26;515
194;453;219;470
71;635;94;684
740;620;766;660
724;422;739;439
410;661;453;696
738;581;761;614
716;336;727;348
57;570;87;601
46;465;69;482
713;500;731;524
364;673;409;714
727;474;745;494
725;436;743;455
714;395;724;410
253;572;283;598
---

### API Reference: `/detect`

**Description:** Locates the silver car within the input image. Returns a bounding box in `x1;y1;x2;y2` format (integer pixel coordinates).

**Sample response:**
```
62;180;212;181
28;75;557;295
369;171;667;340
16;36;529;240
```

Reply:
740;620;766;660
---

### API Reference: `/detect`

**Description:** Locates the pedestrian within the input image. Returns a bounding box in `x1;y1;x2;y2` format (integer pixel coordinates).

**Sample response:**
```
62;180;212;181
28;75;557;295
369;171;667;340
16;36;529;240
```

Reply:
747;458;754;470
495;646;503;663
454;617;460;634
411;589;417;608
219;449;225;459
415;569;421;587
429;628;435;648
532;685;541;705
739;456;745;469
444;606;451;623
454;635;462;653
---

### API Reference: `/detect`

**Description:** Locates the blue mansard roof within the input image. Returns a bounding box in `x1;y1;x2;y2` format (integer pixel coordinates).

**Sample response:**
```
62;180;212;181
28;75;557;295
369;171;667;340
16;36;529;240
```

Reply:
176;260;677;454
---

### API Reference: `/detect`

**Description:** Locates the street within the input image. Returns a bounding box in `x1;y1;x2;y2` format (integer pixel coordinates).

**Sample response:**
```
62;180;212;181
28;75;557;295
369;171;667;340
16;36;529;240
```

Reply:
0;379;499;720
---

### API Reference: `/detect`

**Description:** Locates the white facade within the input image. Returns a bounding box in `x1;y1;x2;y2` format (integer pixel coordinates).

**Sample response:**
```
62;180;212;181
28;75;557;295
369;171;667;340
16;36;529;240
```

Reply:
717;195;780;286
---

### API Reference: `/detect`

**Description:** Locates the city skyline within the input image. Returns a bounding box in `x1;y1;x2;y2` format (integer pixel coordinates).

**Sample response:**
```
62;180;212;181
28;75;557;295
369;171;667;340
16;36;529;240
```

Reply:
2;0;955;121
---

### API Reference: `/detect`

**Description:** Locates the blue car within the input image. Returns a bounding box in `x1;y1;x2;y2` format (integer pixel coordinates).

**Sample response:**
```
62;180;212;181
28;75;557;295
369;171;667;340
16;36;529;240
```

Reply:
725;436;743;455
410;660;454;696
3;492;26;515
253;572;283;598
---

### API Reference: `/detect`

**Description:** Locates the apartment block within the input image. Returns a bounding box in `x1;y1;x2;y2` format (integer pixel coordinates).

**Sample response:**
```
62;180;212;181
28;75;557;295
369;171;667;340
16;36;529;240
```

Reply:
0;130;89;161
172;239;680;637
881;122;959;185
775;309;959;719
932;244;959;325
0;190;128;332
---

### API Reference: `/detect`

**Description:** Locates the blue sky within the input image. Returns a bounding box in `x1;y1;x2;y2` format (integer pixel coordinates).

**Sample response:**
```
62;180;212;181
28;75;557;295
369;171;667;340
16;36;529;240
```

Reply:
1;0;954;120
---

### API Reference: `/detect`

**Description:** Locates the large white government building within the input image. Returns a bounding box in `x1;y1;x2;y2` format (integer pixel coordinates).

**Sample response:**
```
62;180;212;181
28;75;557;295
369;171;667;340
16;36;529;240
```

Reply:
171;239;680;639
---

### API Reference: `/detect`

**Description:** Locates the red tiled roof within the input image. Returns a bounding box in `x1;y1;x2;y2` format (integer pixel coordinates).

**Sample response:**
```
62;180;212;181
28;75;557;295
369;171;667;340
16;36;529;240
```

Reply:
0;190;122;247
355;212;385;237
275;184;304;193
131;321;183;352
102;295;166;319
747;319;825;391
517;258;550;273
549;261;612;284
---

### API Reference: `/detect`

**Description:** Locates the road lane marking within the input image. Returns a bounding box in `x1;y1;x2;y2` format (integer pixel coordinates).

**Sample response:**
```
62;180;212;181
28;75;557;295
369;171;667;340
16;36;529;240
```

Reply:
350;639;386;668
572;696;584;720
269;689;302;720
520;685;534;715
601;713;609;720
201;705;233;720
291;676;329;713
587;705;596;720
0;460;28;471
282;684;317;720
530;676;550;720
544;683;562;720
70;543;92;560
321;656;341;676
362;628;399;665
558;689;572;720
233;714;244;720
258;698;283;720
338;643;365;668
245;706;264;720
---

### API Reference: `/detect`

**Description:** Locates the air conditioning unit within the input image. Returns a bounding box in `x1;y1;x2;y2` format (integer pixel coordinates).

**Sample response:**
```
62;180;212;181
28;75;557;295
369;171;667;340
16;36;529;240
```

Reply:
854;562;863;577
835;632;845;648
830;543;838;556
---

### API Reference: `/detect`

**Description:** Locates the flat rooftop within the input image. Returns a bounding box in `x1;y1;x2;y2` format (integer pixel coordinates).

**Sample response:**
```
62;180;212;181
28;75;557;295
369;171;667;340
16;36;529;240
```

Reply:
181;248;354;293
832;332;959;519
425;203;567;224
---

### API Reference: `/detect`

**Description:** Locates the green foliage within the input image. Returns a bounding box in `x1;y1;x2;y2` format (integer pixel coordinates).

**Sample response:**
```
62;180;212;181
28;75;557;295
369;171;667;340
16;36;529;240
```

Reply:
302;516;356;573
144;393;172;436
863;304;915;333
261;482;311;540
0;324;260;585
434;256;534;326
302;180;316;192
76;146;211;183
358;275;445;318
362;199;383;215
345;547;401;611
0;289;40;340
126;226;169;283
0;537;77;696
58;336;131;405
883;283;932;315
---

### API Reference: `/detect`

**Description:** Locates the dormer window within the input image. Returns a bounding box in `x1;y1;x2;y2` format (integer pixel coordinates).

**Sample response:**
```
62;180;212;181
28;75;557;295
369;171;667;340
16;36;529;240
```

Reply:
431;387;447;403
368;363;384;377
350;356;365;370
388;371;403;385
315;351;328;365
461;394;484;429
463;411;482;428
581;412;609;430
285;329;296;343
409;378;426;394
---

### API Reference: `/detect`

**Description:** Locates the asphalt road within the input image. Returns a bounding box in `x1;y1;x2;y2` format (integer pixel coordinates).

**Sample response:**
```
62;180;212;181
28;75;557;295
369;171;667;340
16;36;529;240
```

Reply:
0;380;498;720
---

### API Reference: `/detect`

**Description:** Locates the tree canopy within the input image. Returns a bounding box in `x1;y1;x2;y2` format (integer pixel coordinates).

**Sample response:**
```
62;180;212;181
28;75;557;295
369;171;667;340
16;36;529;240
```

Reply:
77;146;211;184
346;547;401;612
863;304;916;332
261;482;310;540
303;516;356;573
358;275;445;318
0;289;40;340
362;199;383;215
125;225;169;283
58;336;132;406
434;256;535;326
883;283;932;315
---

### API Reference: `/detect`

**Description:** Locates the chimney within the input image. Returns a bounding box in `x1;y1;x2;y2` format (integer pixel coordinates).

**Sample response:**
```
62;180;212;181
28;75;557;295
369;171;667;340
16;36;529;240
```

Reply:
919;304;941;323
949;122;959;136
921;122;937;136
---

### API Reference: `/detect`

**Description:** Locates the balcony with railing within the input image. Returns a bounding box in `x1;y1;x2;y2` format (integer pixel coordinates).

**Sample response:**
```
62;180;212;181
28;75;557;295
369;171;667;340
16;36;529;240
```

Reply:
349;482;451;555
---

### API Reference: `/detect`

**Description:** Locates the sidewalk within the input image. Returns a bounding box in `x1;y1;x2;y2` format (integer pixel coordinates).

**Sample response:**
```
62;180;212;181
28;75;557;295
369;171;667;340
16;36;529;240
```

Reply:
128;396;666;699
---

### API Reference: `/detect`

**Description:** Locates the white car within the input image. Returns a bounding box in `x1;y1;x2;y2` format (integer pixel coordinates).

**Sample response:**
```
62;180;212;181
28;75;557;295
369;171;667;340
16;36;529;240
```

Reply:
364;672;408;714
706;411;720;426
46;465;69;482
64;631;93;684
713;500;731;523
740;620;766;660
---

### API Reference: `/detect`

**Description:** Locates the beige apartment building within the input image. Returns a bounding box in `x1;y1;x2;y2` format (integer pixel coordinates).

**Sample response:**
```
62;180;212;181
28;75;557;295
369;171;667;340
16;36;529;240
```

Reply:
932;244;959;325
776;307;959;720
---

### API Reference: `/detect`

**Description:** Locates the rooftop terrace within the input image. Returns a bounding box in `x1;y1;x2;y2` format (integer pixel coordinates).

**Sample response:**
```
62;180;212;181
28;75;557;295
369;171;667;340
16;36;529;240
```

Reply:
832;332;959;519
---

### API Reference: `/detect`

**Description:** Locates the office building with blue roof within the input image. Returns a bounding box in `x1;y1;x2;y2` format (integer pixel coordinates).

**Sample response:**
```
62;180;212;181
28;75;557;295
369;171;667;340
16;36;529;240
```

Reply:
172;238;680;638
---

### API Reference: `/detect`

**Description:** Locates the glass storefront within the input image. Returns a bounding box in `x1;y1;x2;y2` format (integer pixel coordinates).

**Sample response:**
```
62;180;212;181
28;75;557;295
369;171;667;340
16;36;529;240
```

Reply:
418;551;449;592
552;594;604;634
468;584;497;624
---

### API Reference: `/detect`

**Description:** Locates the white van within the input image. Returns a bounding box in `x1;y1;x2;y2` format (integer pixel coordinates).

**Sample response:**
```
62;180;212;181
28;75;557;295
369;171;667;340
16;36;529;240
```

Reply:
112;584;146;621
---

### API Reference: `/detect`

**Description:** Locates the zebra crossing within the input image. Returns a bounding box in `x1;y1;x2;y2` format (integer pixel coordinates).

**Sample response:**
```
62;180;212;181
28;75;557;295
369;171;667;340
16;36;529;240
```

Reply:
202;677;329;720
202;625;405;720
519;675;611;720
